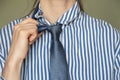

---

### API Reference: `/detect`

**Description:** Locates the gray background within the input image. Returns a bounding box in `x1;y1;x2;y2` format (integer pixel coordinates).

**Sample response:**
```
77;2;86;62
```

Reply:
0;0;120;30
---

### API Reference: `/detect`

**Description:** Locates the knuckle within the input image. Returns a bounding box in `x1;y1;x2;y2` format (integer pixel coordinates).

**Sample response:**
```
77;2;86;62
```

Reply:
27;18;34;21
13;27;16;31
16;27;22;32
32;26;37;32
14;24;19;30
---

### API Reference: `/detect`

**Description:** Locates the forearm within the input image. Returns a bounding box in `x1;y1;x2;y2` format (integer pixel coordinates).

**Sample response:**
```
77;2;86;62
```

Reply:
2;53;23;80
1;18;39;80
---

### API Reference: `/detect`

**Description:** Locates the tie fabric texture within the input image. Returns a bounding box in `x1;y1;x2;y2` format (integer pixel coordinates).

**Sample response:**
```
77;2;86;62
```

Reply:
37;23;69;80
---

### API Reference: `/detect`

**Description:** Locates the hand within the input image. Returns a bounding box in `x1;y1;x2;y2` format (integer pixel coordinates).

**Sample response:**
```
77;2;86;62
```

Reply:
10;18;42;61
2;18;42;80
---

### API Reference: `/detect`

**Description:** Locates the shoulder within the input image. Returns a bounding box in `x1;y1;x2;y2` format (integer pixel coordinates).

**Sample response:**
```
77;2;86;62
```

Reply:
0;16;29;33
79;11;112;29
0;18;21;44
0;15;30;37
78;11;120;47
78;11;119;34
0;16;29;51
0;16;30;61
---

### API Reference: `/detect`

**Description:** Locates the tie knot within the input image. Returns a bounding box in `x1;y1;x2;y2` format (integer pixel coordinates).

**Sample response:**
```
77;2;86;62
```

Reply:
48;23;62;41
48;23;62;35
37;23;63;41
37;23;62;33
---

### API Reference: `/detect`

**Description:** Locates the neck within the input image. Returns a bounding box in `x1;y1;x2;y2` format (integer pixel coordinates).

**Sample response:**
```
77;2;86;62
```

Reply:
40;0;76;24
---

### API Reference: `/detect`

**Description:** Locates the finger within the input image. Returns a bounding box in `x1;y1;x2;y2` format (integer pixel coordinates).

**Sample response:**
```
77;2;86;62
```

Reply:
18;24;44;35
14;23;37;33
13;23;43;45
29;32;43;45
29;34;38;45
13;23;41;39
28;31;38;42
20;18;38;25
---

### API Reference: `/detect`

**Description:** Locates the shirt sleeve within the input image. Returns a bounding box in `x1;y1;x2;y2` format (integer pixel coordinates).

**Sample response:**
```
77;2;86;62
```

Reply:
114;29;120;80
0;30;5;80
0;52;5;80
0;18;25;80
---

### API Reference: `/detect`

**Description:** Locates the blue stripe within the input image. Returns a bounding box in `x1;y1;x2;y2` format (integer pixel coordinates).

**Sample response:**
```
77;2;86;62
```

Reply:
0;1;120;80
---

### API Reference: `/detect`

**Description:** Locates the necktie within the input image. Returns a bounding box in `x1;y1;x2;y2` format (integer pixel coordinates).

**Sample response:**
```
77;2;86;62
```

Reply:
37;23;69;80
32;3;69;79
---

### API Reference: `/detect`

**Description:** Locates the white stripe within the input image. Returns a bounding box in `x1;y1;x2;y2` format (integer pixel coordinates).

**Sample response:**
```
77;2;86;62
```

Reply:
0;1;119;80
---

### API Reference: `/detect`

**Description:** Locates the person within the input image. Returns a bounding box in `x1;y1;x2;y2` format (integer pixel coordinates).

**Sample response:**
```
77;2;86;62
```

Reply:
0;0;120;80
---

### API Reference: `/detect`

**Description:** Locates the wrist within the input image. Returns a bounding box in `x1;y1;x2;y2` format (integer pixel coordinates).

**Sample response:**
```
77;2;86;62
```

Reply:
2;54;23;80
6;54;23;69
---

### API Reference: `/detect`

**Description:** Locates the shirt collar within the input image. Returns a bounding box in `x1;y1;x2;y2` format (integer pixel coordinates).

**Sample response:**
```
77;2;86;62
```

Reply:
32;1;81;25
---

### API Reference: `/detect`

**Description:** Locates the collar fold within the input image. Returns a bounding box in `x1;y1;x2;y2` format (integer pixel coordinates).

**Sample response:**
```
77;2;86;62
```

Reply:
32;1;81;25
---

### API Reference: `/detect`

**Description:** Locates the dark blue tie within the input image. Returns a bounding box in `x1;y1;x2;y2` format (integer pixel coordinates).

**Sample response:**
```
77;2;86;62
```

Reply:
37;23;69;80
32;3;69;79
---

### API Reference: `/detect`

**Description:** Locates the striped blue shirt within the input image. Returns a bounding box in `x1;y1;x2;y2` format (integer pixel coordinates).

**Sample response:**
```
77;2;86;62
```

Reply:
0;1;120;80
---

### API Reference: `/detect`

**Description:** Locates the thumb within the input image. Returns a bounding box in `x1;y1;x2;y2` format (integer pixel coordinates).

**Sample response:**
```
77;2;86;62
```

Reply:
28;33;38;45
28;32;43;45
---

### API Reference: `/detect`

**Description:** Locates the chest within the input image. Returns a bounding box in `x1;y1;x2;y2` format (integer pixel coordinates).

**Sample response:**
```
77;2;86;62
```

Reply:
21;26;114;80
